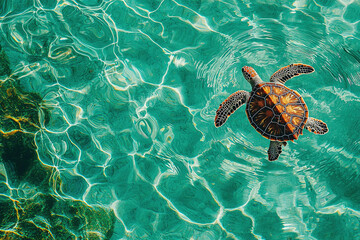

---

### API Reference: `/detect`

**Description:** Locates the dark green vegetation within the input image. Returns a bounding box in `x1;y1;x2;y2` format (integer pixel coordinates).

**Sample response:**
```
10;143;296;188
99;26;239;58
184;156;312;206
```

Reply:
0;46;115;239
0;193;115;240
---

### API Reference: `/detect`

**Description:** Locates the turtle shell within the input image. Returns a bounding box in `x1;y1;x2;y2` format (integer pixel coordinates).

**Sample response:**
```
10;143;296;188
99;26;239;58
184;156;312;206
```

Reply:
246;82;308;141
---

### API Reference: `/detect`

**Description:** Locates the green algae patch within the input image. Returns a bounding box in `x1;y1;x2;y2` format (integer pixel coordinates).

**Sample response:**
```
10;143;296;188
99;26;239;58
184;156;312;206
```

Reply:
1;132;52;187
0;45;116;239
0;193;115;240
0;79;45;134
0;48;50;185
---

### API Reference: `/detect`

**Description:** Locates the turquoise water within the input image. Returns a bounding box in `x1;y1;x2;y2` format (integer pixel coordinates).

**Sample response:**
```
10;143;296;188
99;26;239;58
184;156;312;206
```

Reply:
0;0;360;239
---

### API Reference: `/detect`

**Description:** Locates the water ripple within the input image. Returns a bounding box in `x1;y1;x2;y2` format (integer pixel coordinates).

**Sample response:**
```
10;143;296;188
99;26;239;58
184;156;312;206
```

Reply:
0;0;360;239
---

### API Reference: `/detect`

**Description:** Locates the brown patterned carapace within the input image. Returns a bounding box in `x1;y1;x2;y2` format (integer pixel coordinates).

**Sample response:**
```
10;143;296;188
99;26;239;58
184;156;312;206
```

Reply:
246;82;308;141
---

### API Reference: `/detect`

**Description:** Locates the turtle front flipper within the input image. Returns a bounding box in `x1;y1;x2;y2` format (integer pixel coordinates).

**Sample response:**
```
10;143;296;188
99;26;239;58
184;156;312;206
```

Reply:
270;64;314;84
305;117;328;134
215;90;250;127
268;141;287;161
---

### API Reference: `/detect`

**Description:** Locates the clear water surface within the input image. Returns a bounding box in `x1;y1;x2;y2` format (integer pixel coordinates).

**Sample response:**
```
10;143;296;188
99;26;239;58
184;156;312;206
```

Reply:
0;0;360;239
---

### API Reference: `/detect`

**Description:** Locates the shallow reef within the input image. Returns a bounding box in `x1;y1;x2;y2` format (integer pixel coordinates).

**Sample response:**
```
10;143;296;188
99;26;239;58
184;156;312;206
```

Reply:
0;193;115;240
0;46;115;239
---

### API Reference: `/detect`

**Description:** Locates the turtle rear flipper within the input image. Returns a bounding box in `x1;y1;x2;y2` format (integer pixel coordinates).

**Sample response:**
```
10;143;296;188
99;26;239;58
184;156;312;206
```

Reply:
268;141;287;161
215;90;250;127
305;117;328;134
270;64;314;84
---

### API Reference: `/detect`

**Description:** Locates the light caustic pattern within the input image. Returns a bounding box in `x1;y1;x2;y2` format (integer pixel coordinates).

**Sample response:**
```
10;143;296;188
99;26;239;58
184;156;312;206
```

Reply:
0;0;360;239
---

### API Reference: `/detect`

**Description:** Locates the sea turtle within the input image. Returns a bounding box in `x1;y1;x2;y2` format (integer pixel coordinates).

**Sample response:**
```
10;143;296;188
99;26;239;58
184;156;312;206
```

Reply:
214;64;328;161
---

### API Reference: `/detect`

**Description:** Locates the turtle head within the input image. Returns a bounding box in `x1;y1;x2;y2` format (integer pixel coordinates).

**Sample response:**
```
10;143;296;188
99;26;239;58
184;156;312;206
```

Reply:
242;66;263;88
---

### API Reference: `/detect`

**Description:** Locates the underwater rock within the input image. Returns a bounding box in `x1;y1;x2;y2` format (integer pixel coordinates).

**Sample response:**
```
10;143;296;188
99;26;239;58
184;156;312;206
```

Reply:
0;46;49;186
0;45;116;239
0;132;52;187
0;193;115;239
0;45;48;185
